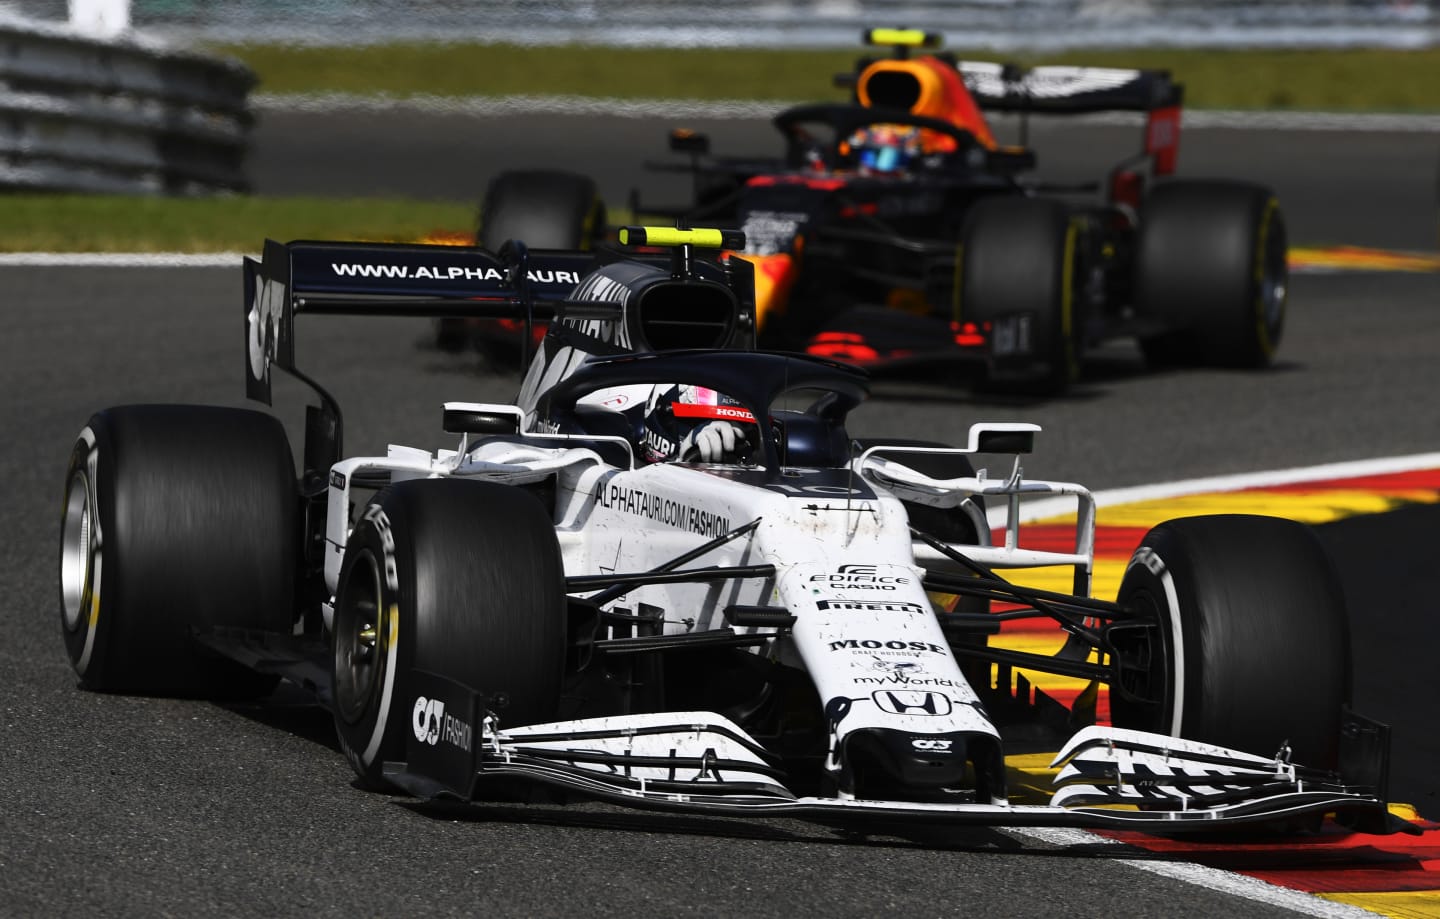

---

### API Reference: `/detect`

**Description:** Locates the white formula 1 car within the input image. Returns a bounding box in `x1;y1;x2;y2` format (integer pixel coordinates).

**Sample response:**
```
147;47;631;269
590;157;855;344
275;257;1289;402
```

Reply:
59;227;1405;834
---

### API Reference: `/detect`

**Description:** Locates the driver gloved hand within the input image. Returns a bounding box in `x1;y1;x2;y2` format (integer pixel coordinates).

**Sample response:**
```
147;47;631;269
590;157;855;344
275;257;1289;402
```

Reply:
679;421;749;463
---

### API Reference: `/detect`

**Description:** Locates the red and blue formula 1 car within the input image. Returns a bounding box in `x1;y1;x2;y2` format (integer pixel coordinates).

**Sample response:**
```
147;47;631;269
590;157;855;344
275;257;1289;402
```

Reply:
481;29;1287;393
647;29;1288;392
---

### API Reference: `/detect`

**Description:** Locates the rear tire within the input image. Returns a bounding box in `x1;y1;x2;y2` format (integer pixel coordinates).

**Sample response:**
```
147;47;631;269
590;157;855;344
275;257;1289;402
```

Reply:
331;479;566;789
1134;180;1288;368
58;405;297;696
477;169;606;251
959;196;1080;395
436;169;606;353
1111;515;1350;769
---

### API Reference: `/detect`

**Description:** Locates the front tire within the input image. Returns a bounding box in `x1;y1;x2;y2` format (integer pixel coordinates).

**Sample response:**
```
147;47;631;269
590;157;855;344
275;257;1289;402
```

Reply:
1134;180;1288;368
1111;515;1350;769
58;405;297;696
331;479;566;789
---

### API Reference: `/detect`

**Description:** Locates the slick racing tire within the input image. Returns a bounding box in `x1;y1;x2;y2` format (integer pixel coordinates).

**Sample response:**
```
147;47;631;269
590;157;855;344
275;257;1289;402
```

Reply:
331;479;566;790
58;405;297;696
477;169;606;252
959;196;1080;395
1133;180;1288;368
1111;515;1350;770
434;170;607;352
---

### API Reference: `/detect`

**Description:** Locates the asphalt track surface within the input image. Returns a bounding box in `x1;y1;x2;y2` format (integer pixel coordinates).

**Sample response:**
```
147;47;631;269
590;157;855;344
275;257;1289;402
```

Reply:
2;110;1437;916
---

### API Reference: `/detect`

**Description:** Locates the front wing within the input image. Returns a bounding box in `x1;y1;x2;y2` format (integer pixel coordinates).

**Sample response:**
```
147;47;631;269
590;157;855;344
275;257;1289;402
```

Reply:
387;673;1405;834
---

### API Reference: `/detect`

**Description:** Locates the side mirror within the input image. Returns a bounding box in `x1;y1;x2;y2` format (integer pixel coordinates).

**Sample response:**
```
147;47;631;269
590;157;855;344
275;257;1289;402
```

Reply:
966;422;1039;455
443;402;522;435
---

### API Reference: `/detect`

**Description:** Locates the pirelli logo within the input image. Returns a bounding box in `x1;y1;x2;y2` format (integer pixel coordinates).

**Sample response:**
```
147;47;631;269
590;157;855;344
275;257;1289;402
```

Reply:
816;600;927;614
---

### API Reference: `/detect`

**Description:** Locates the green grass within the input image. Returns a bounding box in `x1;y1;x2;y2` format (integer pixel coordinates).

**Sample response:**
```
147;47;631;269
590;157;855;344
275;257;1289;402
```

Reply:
0;194;476;253
212;42;1440;113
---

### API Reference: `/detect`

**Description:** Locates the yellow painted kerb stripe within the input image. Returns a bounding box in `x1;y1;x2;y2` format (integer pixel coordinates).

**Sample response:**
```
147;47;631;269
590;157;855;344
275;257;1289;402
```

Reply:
1321;891;1440;915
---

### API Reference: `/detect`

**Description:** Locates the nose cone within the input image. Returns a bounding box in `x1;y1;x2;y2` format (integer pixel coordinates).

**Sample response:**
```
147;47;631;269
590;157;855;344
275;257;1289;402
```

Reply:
842;727;971;790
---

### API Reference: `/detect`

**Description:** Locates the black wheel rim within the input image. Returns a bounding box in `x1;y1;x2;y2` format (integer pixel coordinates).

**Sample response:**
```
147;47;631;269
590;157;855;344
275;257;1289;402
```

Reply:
334;549;385;725
1258;208;1288;341
1109;589;1173;732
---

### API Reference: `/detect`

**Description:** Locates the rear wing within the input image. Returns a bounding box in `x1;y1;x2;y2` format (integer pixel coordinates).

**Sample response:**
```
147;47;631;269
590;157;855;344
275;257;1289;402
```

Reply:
243;238;601;407
243;231;750;487
957;62;1182;115
957;61;1184;175
244;237;610;487
843;30;1183;173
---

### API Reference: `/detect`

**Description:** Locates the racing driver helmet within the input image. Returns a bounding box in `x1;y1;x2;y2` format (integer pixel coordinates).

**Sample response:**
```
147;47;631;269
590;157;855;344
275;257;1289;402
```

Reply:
640;384;757;464
851;123;922;174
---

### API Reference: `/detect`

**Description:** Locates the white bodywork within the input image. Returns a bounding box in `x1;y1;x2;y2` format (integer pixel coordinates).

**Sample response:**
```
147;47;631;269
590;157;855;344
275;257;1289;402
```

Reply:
320;411;1097;797
314;404;1385;830
228;235;1389;831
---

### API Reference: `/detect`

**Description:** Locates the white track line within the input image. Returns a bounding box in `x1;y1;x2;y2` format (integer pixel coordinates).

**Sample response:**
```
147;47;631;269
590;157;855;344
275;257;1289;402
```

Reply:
2;247;1435;272
1009;826;1381;918
0;252;250;267
253;92;785;120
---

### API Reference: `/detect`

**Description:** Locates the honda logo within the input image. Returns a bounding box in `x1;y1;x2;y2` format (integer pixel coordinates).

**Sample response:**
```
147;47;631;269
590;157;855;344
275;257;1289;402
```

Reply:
871;690;952;716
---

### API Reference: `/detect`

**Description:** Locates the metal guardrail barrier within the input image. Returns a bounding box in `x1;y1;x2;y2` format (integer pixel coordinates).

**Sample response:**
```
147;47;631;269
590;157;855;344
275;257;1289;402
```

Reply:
0;17;254;194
